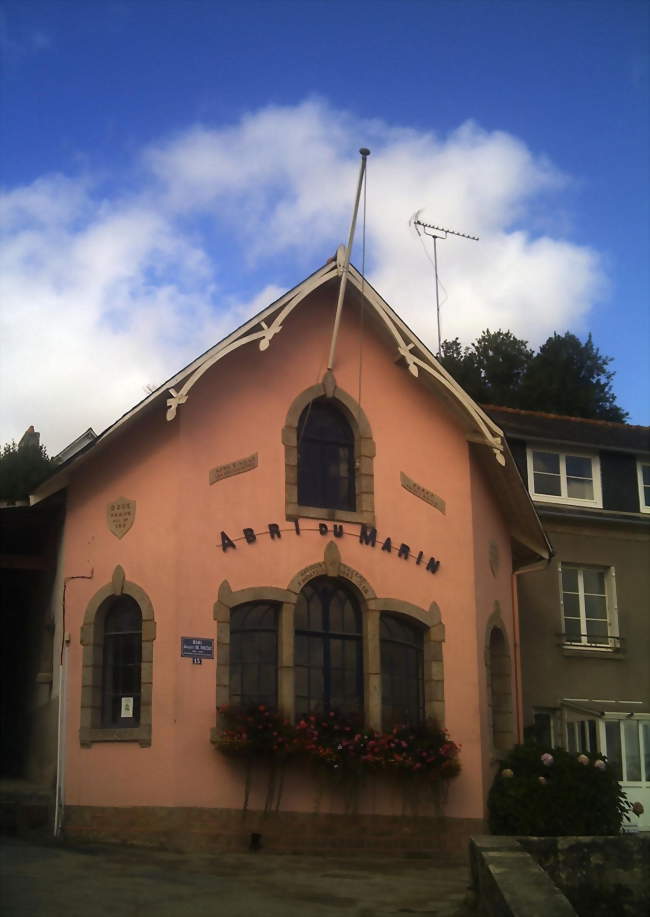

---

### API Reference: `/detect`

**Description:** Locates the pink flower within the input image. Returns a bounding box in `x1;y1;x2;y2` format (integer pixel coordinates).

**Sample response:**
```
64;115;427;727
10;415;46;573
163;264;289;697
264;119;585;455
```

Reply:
594;759;606;770
577;754;589;765
541;753;554;767
501;768;514;778
631;801;644;816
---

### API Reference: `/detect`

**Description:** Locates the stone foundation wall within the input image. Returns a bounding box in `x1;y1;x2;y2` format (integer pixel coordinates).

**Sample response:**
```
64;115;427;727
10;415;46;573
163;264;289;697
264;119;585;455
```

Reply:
63;806;483;860
521;835;650;917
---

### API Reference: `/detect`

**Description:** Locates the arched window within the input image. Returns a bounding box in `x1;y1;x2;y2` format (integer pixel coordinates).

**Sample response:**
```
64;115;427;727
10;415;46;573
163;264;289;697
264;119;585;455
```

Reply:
295;577;362;716
102;596;142;728
381;614;424;728
488;626;513;751
230;602;278;709
297;399;355;511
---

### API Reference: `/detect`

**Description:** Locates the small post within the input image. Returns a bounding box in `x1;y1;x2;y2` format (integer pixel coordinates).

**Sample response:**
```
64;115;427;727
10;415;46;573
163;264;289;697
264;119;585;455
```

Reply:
327;148;370;371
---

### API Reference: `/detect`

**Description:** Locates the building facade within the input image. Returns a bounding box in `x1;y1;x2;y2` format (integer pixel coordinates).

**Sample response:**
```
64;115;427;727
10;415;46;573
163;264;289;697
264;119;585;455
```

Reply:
486;406;650;828
25;253;550;851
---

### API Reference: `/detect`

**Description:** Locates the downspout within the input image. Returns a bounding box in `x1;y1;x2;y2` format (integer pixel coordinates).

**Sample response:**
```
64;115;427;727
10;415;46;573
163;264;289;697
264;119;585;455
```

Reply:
54;571;93;838
53;641;69;837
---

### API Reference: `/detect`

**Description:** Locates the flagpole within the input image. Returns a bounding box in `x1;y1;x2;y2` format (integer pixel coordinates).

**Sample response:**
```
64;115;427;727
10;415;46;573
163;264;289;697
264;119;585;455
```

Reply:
327;148;370;371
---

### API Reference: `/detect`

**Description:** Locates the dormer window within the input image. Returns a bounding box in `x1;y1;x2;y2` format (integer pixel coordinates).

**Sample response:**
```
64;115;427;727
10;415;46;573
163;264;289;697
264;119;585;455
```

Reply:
637;461;650;513
526;447;602;508
298;399;355;511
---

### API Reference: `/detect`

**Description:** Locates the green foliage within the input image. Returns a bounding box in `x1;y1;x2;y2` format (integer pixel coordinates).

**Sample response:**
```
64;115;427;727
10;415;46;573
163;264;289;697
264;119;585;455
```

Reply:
488;744;629;836
520;332;627;421
0;436;55;502
438;329;628;421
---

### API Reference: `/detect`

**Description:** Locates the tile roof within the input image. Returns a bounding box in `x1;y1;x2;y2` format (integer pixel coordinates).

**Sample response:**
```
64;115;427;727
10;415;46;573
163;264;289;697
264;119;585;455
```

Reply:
483;405;650;452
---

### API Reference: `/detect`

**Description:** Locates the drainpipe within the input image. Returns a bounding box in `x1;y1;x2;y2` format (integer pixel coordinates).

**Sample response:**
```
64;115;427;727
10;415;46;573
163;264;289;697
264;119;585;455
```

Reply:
53;638;69;837
54;571;93;838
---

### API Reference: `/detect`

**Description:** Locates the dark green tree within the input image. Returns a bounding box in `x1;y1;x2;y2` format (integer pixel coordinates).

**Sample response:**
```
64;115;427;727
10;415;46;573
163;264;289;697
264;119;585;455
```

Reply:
439;329;533;407
438;329;628;421
438;337;485;399
0;430;55;502
471;329;534;407
520;332;628;422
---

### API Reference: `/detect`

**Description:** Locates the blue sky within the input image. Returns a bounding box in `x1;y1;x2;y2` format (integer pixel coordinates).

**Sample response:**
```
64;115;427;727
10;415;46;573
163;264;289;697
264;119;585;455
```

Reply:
1;0;648;451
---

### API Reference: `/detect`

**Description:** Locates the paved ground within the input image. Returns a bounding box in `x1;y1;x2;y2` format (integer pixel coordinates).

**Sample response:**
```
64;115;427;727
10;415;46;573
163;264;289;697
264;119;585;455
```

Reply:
0;836;474;917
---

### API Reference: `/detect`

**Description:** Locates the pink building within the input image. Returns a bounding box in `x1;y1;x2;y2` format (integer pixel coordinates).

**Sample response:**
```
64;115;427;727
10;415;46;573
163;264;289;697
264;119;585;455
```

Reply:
33;251;549;854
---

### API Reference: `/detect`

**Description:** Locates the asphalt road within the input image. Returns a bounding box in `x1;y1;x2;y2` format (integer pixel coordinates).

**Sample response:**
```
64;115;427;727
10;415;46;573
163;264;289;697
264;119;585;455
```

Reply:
0;837;474;917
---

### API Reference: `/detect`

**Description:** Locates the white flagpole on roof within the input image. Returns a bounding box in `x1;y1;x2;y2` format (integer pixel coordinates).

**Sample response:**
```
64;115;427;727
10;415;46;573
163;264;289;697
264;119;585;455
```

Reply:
327;148;370;371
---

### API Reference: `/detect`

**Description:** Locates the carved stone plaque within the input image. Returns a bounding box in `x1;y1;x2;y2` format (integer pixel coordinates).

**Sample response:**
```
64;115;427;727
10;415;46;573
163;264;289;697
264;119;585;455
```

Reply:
107;497;136;539
400;472;446;515
209;452;258;485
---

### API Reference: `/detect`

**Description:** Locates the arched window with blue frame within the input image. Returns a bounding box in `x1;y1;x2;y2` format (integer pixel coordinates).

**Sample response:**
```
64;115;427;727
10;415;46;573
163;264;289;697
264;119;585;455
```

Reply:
297;399;356;511
294;577;362;717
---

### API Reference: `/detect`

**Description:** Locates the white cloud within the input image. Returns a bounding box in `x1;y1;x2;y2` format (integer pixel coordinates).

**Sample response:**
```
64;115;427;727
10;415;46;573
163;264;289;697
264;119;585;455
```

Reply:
1;100;605;453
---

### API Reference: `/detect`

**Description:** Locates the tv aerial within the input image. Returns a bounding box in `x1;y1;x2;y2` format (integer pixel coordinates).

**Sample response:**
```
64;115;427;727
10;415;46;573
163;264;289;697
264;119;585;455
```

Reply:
410;210;479;355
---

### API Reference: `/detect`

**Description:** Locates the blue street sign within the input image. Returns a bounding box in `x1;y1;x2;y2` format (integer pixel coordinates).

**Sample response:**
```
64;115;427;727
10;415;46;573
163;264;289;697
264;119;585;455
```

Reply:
180;637;214;659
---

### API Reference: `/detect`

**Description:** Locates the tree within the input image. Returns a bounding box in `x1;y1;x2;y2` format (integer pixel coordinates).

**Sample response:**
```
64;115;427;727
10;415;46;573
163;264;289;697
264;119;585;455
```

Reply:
470;330;534;408
0;428;55;502
438;338;485;399
520;332;628;422
438;329;628;422
439;329;534;408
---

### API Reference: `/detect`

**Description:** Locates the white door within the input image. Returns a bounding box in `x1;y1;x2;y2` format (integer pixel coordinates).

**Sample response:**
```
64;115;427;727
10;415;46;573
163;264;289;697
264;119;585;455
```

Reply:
601;718;650;830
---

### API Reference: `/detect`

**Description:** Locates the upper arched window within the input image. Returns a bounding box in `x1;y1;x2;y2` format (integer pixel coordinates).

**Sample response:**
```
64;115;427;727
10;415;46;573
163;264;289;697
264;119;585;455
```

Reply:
294;577;362;717
297;399;355;511
488;625;513;751
102;595;142;728
380;614;424;728
230;602;279;709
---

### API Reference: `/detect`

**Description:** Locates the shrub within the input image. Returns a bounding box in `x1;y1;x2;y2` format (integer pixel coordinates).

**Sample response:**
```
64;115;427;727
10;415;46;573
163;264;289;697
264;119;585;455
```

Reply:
488;743;628;836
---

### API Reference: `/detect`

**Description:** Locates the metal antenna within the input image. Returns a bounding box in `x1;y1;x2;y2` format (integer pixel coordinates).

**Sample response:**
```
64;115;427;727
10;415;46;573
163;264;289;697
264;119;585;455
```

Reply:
410;211;479;355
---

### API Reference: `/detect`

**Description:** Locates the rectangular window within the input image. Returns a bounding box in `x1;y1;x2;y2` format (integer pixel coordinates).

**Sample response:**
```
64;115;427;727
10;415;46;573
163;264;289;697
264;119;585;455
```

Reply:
527;447;602;507
560;564;618;648
566;718;599;753
602;719;650;785
637;461;650;513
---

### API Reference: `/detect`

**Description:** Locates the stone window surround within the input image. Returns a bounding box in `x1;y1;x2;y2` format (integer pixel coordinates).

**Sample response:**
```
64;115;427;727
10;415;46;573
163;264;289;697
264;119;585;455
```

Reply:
485;605;514;756
79;564;155;747
212;541;445;736
283;373;376;526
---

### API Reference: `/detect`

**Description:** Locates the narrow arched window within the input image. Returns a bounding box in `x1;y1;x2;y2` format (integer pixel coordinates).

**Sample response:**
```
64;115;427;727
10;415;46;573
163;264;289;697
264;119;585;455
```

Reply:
230;602;278;709
102;596;142;727
381;614;424;728
295;577;362;717
488;626;513;750
297;399;355;511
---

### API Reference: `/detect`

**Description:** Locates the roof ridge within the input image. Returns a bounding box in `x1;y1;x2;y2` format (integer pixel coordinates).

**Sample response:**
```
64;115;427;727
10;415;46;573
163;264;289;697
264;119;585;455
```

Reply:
482;404;649;432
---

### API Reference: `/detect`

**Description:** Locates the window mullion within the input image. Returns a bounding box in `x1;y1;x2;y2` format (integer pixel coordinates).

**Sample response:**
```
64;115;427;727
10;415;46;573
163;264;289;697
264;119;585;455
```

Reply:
620;721;628;782
560;453;568;497
577;569;587;644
